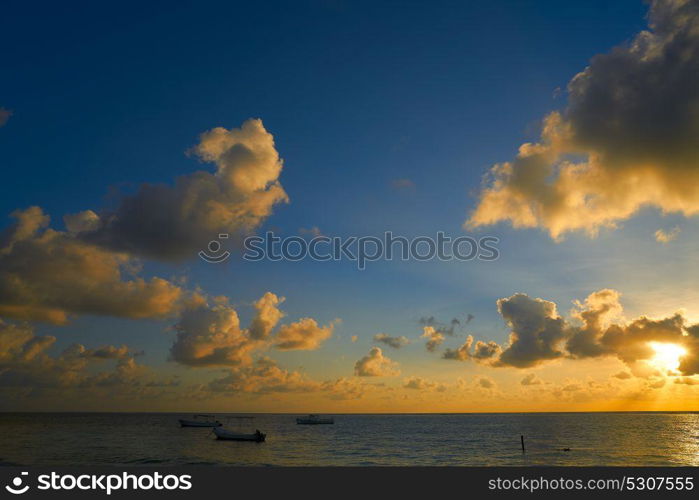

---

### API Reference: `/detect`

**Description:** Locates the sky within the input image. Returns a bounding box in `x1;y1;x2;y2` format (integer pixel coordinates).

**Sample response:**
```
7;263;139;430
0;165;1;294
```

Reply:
1;0;699;412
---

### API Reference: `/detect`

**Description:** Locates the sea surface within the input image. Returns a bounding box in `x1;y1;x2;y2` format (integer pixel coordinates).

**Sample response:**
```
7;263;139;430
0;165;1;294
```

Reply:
1;412;698;466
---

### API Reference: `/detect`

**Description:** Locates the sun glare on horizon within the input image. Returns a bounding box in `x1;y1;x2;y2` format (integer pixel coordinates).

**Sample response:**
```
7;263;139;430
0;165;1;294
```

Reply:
648;342;687;375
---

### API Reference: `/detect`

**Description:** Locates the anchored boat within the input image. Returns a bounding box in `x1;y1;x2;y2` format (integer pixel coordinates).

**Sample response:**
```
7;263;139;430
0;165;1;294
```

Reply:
296;414;334;425
178;414;222;427
213;427;266;442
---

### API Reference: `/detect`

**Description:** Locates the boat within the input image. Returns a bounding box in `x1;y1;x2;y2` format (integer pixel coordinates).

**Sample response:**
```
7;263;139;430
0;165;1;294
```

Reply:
178;414;222;427
213;426;266;442
296;414;334;425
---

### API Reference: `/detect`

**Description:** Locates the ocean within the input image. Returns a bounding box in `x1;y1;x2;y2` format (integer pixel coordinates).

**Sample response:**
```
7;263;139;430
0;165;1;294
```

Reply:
1;412;697;466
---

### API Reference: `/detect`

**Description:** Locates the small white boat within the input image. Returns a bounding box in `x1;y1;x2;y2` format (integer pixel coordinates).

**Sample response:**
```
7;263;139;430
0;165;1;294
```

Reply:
296;414;334;425
179;414;222;427
213;426;266;442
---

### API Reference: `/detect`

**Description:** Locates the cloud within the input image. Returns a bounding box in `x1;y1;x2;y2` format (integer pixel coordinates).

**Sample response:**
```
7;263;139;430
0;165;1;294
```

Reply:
418;317;463;353
248;292;284;340
565;291;699;375
418;316;461;336
319;376;370;400
390;178;415;191
543;377;625;403
562;383;582;392
403;376;446;391
0;120;288;324
566;289;624;358
169;299;259;367
0;319;53;362
170;291;336;364
0;107;12;127
299;226;322;237
354;347;400;377
62;343;135;360
63;210;100;234
445;288;699;376
648;378;666;389
476;375;496;390
274;317;336;351
467;0;699;239
614;371;632;380
73;119;288;260
443;335;501;361
454;375;501;394
0;320;169;405
373;333;410;349
655;226;681;243
520;373;544;386
0;207;186;324
208;357;372;399
421;326;445;352
208;357;319;394
350;335;358;343
674;376;699;385
494;293;567;367
676;323;699;375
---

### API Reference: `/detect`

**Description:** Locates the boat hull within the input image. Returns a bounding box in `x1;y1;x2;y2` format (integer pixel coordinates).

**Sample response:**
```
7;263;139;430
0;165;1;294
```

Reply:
179;419;221;427
214;427;266;442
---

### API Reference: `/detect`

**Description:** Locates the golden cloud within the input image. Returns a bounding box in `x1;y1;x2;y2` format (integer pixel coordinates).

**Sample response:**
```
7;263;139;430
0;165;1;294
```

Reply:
421;326;445;352
443;288;699;376
274;317;336;351
0;319;175;409
170;291;337;365
169;300;259;367
208;357;371;399
73;118;288;260
467;0;699;239
354;346;400;377
248;292;285;341
403;376;446;392
208;356;319;394
0;207;186;324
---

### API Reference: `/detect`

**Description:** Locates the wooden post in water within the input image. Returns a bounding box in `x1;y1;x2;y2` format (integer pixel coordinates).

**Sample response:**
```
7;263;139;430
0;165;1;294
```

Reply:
520;435;525;453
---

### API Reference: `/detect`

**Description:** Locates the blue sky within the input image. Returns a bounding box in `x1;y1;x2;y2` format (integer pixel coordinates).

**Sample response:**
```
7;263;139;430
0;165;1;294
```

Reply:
2;0;698;411
1;0;645;218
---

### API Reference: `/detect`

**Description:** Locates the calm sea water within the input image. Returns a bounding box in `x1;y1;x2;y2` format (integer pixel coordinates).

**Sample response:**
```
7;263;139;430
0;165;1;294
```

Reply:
0;413;698;466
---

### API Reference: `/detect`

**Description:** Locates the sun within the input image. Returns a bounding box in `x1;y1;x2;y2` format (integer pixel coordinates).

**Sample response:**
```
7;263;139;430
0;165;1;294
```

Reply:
648;342;687;374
